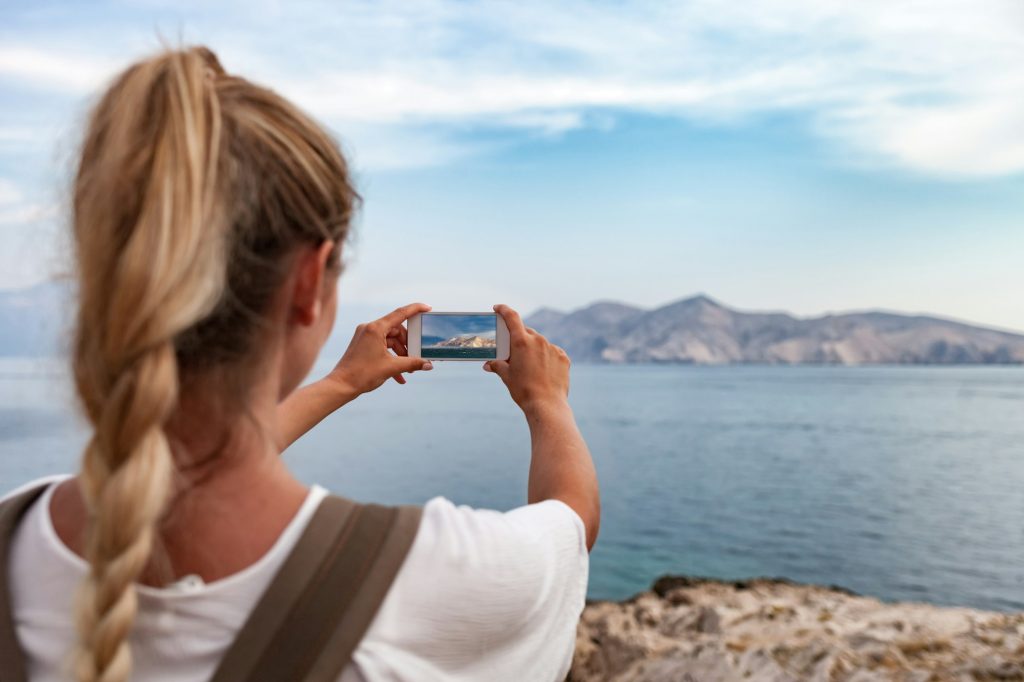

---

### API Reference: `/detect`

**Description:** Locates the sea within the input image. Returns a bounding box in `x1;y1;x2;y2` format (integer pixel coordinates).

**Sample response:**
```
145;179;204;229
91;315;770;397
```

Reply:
421;347;496;359
1;357;1021;612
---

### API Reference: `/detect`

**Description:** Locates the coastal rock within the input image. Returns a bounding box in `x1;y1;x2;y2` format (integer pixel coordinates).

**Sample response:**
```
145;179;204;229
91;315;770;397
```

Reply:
570;576;1024;681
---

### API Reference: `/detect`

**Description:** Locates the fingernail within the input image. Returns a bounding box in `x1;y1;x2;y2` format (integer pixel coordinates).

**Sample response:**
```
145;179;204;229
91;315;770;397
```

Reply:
482;363;492;372
422;362;433;371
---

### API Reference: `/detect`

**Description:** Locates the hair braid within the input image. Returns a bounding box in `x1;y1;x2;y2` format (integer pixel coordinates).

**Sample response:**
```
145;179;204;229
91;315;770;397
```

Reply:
74;348;176;681
68;42;358;681
71;48;227;682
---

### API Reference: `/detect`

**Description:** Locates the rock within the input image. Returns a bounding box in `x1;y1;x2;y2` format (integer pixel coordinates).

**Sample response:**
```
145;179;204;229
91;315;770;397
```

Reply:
571;575;1023;681
694;606;721;634
954;655;1024;680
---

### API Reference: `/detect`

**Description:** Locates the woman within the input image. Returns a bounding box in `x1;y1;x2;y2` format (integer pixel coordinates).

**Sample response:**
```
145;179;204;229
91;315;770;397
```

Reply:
1;47;599;681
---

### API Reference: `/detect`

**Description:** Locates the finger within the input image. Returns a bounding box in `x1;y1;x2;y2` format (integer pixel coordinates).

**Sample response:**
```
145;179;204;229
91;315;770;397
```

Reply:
389;324;408;347
525;326;538;336
483;359;510;380
378;302;432;329
493;304;527;338
396;356;433;374
387;336;408;357
392;374;407;385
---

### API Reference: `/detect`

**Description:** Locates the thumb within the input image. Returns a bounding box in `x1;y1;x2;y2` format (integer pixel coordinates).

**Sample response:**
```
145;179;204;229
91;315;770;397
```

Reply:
395;356;433;374
483;360;510;380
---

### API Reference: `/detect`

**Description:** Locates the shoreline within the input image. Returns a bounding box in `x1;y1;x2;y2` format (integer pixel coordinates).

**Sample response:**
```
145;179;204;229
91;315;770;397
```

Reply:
570;575;1024;681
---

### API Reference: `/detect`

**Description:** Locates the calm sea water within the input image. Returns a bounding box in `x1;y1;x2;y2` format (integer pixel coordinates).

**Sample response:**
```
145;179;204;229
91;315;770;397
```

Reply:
1;358;1021;612
422;347;496;359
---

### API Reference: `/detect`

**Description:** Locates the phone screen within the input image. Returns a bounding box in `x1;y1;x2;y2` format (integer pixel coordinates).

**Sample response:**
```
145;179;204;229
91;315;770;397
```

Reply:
420;313;498;360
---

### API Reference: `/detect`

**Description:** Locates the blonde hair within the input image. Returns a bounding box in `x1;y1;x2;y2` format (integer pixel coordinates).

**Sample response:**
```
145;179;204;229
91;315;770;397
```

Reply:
70;46;358;682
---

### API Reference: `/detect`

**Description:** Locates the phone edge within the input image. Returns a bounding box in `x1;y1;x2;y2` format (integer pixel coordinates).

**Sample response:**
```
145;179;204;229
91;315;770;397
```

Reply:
407;313;422;358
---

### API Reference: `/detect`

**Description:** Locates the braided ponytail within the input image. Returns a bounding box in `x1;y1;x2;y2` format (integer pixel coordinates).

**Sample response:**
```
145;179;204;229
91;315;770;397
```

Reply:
70;44;358;681
71;49;228;682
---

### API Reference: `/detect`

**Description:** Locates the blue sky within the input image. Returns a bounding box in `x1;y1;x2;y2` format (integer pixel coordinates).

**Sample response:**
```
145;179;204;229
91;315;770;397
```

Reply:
423;314;497;342
1;1;1023;331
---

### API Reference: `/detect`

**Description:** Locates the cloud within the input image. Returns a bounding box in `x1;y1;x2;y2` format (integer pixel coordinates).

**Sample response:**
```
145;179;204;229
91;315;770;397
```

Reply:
336;122;495;171
0;46;118;94
0;204;56;226
0;177;64;290
0;179;20;205
823;89;1024;177
0;127;41;144
0;178;58;226
0;0;1022;175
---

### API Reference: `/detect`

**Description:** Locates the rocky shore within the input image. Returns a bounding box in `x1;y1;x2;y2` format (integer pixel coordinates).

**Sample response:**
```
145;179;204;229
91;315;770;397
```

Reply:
570;576;1024;681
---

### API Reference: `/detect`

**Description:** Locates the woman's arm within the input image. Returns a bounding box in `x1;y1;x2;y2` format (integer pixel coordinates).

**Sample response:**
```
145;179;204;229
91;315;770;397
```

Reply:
522;400;599;551
276;377;358;451
484;305;601;551
276;302;433;451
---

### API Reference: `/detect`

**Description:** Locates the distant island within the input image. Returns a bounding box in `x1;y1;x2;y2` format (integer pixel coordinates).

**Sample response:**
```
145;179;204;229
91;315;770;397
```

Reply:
422;333;497;359
526;295;1024;365
431;335;496;349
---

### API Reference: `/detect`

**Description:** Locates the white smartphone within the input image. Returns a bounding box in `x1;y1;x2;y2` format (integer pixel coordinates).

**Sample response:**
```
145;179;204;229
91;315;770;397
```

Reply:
407;312;510;362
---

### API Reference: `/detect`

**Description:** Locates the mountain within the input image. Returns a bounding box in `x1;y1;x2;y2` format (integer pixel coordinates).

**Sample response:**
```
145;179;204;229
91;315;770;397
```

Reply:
524;301;645;362
5;283;1023;365
525;295;1024;365
436;335;496;348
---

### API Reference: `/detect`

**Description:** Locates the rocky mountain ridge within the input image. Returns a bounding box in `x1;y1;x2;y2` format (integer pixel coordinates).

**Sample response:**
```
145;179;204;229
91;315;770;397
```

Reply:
434;334;496;348
526;295;1024;365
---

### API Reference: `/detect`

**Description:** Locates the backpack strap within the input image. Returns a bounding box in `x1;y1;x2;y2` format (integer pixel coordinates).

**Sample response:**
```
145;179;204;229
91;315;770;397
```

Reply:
0;485;421;682
210;495;423;682
0;483;51;682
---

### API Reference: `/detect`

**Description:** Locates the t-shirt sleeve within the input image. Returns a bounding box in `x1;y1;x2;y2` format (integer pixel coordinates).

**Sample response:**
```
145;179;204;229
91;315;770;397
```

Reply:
355;496;589;680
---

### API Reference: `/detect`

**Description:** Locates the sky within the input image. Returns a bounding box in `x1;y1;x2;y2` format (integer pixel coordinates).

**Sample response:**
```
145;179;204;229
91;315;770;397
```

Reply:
1;0;1023;331
423;314;498;342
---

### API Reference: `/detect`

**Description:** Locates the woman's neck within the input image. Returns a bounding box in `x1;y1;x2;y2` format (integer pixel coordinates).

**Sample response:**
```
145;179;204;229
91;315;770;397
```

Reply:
51;385;311;586
51;458;309;586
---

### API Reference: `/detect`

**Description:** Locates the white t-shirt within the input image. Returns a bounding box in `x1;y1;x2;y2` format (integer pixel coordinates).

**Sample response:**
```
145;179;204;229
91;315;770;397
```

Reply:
4;475;589;681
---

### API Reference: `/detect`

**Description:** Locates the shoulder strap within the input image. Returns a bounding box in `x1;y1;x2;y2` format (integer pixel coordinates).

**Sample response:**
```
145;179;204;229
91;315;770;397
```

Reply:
211;495;423;682
0;483;51;682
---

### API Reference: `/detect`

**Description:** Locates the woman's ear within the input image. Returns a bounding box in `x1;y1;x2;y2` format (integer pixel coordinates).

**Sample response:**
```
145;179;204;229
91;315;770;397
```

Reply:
291;240;336;326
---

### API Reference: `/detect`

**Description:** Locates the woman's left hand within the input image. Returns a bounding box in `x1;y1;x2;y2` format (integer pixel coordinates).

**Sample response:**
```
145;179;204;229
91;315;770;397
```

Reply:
326;302;434;396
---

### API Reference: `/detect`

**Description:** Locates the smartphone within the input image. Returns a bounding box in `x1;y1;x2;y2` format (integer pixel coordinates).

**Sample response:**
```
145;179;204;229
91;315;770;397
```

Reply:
407;312;510;361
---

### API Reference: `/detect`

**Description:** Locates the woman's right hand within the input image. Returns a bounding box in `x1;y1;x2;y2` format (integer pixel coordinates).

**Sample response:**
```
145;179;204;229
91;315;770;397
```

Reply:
484;304;571;414
326;302;434;397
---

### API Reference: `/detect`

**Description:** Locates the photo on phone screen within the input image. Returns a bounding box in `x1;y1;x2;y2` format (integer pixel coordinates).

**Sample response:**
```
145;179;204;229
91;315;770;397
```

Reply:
421;314;497;359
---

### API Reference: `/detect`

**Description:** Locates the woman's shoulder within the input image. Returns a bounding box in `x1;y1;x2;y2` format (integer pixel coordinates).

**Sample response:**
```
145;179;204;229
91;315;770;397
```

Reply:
352;496;589;678
379;495;588;626
415;495;588;567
